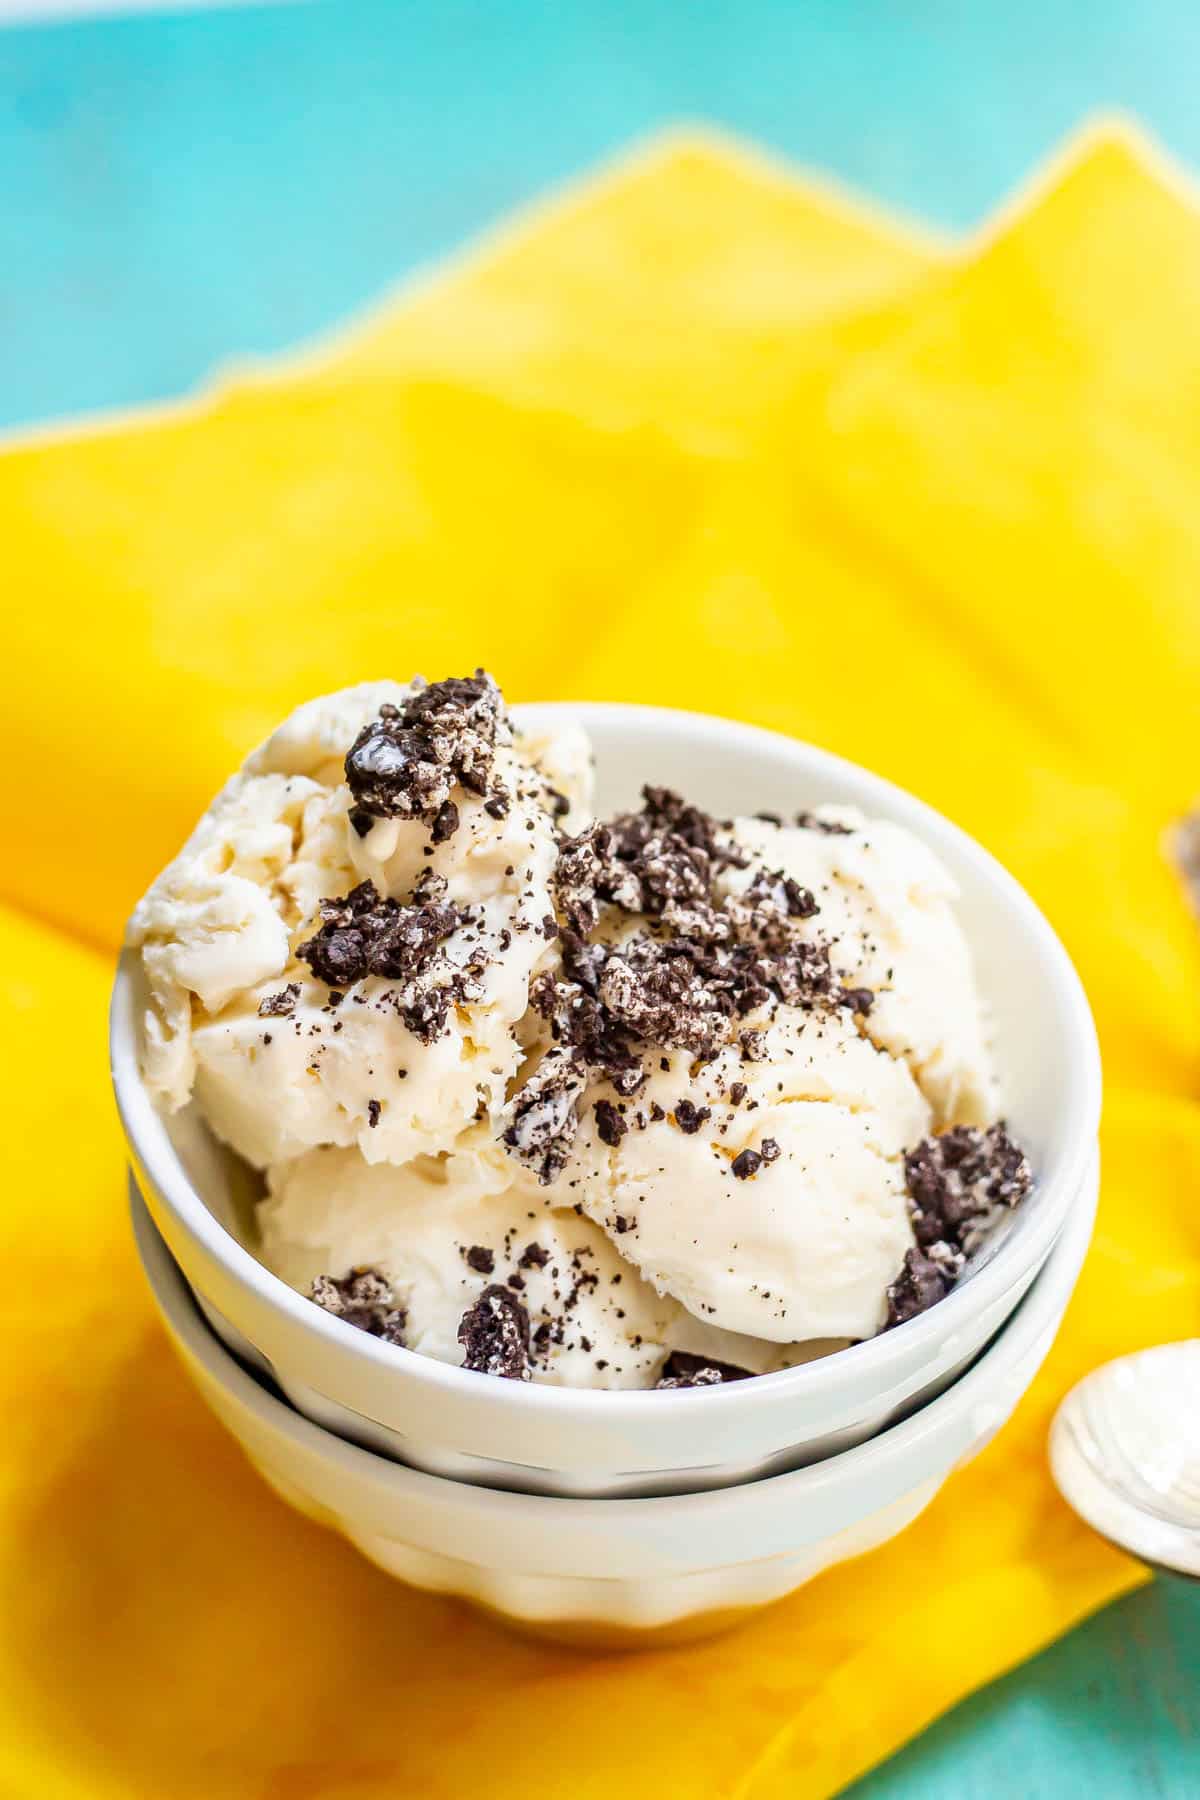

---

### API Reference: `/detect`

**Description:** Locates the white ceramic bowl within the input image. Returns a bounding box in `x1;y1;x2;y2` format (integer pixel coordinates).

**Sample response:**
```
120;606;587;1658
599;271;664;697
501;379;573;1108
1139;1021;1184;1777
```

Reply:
132;1170;1095;1646
112;705;1102;1497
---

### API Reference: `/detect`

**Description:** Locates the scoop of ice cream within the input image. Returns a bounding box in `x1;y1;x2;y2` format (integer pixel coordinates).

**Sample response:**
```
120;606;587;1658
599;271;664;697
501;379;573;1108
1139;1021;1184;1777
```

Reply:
508;1008;930;1342
730;807;995;1126
257;1147;840;1388
128;675;585;1169
498;786;993;1343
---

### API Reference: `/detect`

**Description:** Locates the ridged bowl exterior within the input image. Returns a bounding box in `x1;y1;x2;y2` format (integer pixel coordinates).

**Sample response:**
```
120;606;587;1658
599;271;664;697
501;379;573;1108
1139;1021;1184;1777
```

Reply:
131;1179;1094;1642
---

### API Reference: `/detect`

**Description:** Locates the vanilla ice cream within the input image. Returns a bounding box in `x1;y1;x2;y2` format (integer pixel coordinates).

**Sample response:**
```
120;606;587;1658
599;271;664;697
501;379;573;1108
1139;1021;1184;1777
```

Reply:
129;678;1031;1390
129;675;587;1169
258;1146;843;1388
498;787;1028;1348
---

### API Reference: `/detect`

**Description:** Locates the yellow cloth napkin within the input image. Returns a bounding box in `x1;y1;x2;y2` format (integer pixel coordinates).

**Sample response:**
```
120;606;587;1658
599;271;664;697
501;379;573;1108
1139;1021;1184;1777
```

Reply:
2;119;1198;1798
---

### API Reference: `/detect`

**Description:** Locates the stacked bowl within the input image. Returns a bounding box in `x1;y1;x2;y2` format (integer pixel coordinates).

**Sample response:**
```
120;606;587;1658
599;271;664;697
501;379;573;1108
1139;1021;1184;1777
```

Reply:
112;707;1102;1645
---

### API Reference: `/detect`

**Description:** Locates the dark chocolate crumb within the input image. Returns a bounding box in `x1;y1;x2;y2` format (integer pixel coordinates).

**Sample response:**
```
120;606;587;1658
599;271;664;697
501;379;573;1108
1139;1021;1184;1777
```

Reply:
885;1248;951;1327
519;1242;550;1270
759;1136;781;1163
464;1245;495;1275
729;1081;747;1106
594;1099;628;1147
310;1268;406;1344
731;1147;763;1180
656;1350;754;1389
674;1097;712;1135
457;1284;530;1380
258;983;300;1018
430;798;460;844
297;875;482;1043
904;1123;1033;1260
885;1123;1035;1327
366;1099;381;1128
502;1047;587;1183
345;673;503;827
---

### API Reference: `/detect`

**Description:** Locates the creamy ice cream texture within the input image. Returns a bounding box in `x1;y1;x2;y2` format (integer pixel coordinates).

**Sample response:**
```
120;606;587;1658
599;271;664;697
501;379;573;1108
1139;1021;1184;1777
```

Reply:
130;677;587;1171
128;674;1031;1388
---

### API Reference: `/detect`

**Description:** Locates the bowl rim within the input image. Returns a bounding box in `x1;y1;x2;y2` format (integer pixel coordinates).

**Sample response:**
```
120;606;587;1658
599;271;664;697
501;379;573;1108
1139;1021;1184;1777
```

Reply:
133;1165;1095;1527
111;700;1102;1428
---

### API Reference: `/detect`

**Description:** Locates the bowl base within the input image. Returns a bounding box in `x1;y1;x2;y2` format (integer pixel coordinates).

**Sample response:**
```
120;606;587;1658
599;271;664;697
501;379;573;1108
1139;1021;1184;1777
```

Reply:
468;1595;773;1652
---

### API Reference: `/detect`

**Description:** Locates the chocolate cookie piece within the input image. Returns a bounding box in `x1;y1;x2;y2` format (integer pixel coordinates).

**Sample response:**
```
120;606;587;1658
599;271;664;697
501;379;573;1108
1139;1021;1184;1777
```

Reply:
904;1123;1033;1258
593;1098;627;1147
674;1097;711;1135
458;1284;531;1380
297;877;462;988
656;1349;753;1389
296;874;485;1044
884;1248;951;1328
502;1047;589;1183
257;983;300;1018
344;673;503;836
886;1122;1036;1328
310;1268;406;1345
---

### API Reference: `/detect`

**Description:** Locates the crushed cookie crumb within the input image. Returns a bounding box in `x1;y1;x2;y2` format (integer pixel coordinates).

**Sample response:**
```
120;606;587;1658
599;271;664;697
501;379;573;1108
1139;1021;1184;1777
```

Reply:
458;1285;530;1379
594;1098;628;1147
258;983;300;1018
674;1097;711;1135
310;1268;405;1344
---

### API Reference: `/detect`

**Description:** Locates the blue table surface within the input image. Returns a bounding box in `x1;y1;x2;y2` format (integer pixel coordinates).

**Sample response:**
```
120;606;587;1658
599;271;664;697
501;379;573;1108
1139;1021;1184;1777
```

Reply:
2;3;1197;1793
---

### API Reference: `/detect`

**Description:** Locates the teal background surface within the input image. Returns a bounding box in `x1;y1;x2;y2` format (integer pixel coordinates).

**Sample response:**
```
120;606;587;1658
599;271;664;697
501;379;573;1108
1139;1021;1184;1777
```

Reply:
1;1;1197;1792
7;0;1200;431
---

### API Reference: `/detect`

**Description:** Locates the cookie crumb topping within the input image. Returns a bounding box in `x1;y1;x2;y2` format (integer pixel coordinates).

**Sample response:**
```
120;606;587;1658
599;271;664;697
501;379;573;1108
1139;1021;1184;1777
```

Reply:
905;1123;1032;1263
310;1268;406;1344
655;1349;753;1389
887;1123;1034;1326
296;873;484;1043
257;983;300;1018
885;1248;951;1328
344;672;506;839
458;1284;531;1380
503;786;877;1183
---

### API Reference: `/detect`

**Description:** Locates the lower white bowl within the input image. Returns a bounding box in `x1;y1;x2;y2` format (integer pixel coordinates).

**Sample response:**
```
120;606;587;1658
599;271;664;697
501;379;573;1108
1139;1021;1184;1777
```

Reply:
131;1170;1095;1646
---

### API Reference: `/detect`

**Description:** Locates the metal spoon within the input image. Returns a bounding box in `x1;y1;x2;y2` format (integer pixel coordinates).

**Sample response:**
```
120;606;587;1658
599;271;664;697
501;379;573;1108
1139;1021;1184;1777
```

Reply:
1049;1341;1200;1579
